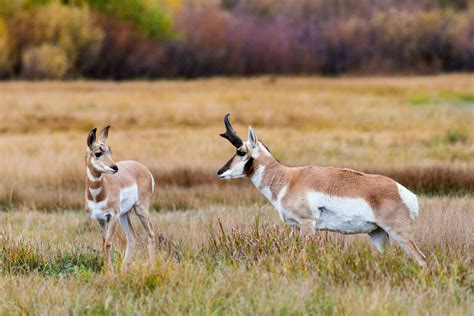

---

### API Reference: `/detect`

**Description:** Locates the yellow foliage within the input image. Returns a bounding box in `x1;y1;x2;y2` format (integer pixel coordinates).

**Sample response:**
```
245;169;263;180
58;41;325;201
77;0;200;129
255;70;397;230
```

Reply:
161;0;183;14
10;2;103;78
0;18;11;76
21;44;69;79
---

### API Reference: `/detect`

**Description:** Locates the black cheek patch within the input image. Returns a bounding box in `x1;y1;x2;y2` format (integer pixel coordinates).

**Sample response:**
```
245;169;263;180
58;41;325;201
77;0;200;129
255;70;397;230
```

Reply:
244;158;254;177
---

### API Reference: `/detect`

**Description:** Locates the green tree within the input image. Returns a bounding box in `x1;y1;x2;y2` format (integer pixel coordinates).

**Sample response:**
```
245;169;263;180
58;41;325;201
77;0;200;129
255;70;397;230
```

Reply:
86;0;174;39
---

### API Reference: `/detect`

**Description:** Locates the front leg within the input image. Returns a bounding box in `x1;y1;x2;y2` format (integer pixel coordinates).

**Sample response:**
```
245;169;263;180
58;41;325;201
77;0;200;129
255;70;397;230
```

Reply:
98;220;107;243
103;218;118;272
288;225;301;239
300;219;315;239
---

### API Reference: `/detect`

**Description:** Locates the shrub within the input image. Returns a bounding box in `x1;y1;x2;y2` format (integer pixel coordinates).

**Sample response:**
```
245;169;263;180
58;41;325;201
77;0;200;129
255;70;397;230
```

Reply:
21;44;69;79
9;2;103;78
0;18;12;77
369;9;474;72
173;8;234;76
448;9;474;70
86;0;174;39
2;0;474;78
85;14;172;79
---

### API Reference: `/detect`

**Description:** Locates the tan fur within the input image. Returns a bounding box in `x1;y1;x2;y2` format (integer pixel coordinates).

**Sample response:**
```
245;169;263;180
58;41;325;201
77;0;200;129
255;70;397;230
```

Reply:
85;127;156;272
219;128;427;267
252;152;414;231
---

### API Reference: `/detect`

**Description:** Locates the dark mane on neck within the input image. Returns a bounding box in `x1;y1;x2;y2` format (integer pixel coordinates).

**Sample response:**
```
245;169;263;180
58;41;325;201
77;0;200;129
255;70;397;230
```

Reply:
260;140;280;163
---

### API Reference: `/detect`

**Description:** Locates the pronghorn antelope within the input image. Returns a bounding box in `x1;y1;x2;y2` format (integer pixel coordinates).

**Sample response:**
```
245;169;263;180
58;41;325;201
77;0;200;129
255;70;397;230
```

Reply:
85;126;156;271
217;114;427;267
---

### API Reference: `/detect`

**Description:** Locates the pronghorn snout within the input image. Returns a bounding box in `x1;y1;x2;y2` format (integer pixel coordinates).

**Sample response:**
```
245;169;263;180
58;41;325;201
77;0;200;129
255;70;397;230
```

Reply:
111;165;119;173
217;156;234;179
217;168;227;179
217;168;225;176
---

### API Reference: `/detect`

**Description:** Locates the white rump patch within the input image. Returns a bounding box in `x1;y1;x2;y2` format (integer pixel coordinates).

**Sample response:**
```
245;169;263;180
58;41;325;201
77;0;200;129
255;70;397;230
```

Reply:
306;191;377;234
120;184;139;214
151;174;155;193
396;183;419;219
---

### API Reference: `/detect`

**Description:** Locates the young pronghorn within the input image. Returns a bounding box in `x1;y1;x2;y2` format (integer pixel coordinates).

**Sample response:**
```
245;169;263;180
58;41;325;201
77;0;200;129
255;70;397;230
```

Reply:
85;126;156;271
217;114;427;267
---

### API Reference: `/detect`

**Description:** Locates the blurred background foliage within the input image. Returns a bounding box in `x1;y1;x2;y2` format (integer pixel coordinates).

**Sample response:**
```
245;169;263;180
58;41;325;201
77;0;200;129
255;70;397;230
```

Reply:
0;0;473;79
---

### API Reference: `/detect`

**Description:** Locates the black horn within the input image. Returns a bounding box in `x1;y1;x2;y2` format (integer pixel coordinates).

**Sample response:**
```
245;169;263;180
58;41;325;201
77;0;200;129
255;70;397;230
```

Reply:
220;114;243;148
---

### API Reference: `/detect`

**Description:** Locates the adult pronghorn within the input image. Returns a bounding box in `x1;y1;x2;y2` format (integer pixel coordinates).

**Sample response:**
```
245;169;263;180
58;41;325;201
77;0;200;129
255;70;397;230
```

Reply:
217;114;427;267
85;126;156;271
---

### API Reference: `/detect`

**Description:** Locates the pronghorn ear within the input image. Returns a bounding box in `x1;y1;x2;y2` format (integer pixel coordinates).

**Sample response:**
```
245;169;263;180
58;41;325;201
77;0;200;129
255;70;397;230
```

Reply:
248;125;258;148
87;128;97;149
98;125;110;143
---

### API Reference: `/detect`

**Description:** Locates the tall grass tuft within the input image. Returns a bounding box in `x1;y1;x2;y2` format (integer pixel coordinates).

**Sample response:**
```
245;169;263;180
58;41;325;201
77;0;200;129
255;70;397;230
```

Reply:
0;231;102;276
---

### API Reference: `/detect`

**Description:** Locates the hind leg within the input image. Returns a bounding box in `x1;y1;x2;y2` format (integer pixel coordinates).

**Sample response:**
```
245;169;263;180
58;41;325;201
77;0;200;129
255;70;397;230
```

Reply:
134;202;156;265
379;221;427;267
119;212;138;271
369;227;389;253
300;220;316;239
389;231;426;267
376;203;427;267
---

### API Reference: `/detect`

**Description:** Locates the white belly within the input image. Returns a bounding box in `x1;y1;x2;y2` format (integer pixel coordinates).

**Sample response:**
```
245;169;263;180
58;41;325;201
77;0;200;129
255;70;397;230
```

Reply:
120;184;138;214
306;191;378;234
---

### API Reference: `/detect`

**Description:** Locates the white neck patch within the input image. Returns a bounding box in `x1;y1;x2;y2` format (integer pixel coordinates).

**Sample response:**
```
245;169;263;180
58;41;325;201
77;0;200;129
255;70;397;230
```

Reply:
89;187;102;200
251;166;265;188
87;198;108;210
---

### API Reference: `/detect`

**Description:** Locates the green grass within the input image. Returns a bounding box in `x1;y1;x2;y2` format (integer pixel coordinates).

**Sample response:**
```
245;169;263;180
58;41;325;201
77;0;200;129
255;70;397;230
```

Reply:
409;91;474;107
0;226;470;314
0;76;472;314
0;231;102;276
0;199;472;315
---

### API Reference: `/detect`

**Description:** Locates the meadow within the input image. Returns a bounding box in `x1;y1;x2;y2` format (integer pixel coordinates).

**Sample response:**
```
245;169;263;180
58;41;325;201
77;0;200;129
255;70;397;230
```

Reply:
0;75;473;314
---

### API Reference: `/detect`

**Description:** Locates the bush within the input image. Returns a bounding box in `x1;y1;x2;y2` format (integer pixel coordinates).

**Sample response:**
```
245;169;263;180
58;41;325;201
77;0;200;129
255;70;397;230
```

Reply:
86;0;174;39
9;2;103;78
367;9;474;73
84;14;172;79
0;18;12;77
21;44;69;79
2;0;474;78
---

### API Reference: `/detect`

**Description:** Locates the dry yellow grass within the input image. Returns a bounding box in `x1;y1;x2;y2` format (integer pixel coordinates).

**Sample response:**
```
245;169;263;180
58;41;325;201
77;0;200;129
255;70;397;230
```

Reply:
0;196;472;314
0;75;473;209
0;76;473;314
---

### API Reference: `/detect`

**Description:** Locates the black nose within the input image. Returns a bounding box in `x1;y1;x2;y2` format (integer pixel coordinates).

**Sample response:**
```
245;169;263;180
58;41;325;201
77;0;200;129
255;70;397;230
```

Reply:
111;165;118;172
105;213;112;222
217;169;224;176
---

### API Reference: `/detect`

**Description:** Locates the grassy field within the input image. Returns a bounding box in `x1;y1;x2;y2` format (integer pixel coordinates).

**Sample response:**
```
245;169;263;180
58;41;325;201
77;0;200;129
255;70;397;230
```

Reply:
0;75;473;314
1;75;473;210
0;196;472;314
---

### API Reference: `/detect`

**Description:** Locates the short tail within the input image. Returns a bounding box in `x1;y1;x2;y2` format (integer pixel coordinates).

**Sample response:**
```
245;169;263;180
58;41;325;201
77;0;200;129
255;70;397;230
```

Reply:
396;183;419;219
150;173;155;193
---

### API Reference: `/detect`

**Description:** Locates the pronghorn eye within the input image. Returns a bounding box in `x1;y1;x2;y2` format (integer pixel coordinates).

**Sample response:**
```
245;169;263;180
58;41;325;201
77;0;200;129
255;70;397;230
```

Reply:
237;150;246;157
95;152;102;158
